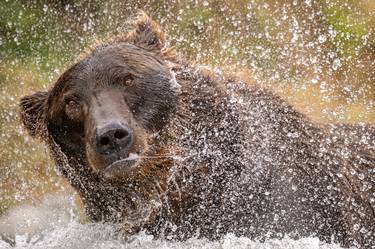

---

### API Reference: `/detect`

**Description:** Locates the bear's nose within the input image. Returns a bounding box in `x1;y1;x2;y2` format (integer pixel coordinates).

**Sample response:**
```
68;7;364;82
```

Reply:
95;123;133;155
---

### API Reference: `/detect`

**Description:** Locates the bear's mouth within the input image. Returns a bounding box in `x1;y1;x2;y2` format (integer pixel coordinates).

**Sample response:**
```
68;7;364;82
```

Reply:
102;153;139;179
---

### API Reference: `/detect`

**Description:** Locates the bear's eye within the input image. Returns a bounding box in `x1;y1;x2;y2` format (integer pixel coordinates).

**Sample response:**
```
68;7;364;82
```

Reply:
65;98;83;122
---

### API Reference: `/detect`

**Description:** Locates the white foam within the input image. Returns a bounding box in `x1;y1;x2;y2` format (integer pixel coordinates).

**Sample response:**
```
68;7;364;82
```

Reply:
0;195;347;249
0;222;346;249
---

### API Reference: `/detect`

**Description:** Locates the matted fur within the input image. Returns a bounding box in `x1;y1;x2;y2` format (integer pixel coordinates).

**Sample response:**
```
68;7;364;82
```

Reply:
19;13;375;248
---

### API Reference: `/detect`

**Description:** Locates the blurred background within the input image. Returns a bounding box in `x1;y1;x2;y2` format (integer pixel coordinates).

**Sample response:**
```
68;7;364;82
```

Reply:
0;0;374;218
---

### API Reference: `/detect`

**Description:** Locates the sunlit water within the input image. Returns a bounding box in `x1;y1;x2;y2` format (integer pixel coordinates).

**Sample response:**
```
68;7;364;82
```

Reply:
0;228;346;249
0;196;345;249
0;223;345;249
1;1;374;248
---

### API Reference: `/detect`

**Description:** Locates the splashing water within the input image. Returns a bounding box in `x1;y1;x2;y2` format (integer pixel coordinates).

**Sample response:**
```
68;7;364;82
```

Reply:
0;197;345;249
0;0;374;248
0;230;347;249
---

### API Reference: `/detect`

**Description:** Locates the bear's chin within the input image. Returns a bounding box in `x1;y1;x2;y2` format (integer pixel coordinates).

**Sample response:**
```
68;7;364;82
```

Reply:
101;153;140;180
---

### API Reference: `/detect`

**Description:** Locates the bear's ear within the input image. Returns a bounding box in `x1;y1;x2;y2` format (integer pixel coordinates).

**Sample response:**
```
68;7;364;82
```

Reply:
125;12;166;52
19;91;49;137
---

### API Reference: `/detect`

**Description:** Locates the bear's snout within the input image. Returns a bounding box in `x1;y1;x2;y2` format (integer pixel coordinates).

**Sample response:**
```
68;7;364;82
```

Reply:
83;88;148;174
94;122;133;156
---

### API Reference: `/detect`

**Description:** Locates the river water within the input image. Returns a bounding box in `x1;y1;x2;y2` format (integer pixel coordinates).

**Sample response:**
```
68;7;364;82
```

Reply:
0;223;345;249
0;195;345;249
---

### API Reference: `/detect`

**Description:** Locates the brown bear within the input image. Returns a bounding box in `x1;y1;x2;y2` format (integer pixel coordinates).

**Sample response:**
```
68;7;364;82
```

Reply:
19;13;374;248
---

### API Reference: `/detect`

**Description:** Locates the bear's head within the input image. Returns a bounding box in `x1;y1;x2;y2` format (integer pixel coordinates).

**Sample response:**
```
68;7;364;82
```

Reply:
19;13;181;181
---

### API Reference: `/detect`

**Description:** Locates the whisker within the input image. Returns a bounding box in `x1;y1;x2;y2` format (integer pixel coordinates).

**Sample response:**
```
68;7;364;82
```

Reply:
138;155;178;159
139;153;198;161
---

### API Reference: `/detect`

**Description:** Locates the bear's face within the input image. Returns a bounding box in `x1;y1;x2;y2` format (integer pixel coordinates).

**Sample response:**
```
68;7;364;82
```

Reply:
19;14;180;180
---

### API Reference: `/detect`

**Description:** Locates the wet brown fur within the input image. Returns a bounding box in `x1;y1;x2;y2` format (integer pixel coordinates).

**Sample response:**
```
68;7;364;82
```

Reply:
19;13;375;248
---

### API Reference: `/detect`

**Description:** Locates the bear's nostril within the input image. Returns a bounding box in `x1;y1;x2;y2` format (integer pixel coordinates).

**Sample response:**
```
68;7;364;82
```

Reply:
114;130;127;140
99;136;110;146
